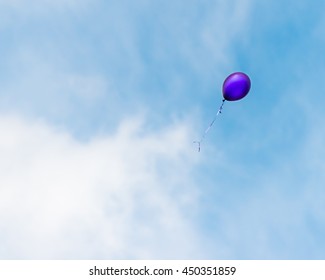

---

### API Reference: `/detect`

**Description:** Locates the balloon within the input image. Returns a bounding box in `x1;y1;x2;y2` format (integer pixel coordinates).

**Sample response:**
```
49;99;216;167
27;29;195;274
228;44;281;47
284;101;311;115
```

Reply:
222;72;251;101
194;72;251;151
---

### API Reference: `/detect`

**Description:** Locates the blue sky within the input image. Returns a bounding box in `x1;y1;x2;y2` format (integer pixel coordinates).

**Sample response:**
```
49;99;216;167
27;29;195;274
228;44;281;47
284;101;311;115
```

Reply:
0;0;325;259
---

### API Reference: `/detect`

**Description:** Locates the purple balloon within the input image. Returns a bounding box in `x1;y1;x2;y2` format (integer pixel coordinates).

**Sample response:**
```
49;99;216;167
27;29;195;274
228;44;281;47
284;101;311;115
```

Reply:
222;72;251;101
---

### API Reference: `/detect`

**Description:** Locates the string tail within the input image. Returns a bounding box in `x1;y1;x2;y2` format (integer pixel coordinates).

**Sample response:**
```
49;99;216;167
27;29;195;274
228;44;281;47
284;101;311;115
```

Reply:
193;99;225;152
193;141;201;152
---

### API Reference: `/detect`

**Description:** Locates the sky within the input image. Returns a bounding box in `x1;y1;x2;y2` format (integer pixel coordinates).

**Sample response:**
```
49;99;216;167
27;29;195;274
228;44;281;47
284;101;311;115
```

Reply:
0;0;325;259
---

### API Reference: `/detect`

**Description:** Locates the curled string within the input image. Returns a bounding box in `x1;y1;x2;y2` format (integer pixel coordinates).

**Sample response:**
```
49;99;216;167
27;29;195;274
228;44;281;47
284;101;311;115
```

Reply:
193;99;225;152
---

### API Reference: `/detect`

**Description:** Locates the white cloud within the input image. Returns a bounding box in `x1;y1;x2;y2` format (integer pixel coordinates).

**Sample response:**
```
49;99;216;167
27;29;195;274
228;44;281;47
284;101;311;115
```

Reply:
0;114;203;259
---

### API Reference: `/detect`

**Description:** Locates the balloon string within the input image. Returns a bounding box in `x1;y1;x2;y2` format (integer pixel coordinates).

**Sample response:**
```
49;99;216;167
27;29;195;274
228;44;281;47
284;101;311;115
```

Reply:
193;99;225;152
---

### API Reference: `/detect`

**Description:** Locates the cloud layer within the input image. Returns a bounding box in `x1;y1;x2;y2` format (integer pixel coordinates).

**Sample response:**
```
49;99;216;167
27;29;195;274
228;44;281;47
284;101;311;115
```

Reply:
0;114;204;259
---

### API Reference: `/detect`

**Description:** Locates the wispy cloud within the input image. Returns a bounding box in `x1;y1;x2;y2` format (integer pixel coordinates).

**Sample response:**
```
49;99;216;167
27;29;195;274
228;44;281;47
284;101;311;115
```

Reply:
0;114;204;259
